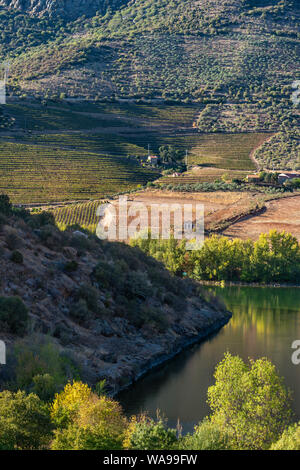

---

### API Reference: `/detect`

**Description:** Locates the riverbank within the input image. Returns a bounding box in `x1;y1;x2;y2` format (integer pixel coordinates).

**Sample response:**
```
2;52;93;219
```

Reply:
0;206;232;399
119;285;300;429
110;309;231;397
198;280;300;288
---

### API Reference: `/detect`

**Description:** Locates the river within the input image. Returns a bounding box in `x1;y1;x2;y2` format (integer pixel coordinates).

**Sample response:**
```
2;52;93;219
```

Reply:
119;286;300;433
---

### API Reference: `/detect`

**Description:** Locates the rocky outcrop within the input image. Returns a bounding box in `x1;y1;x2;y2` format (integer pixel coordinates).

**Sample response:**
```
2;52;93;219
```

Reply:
0;0;128;19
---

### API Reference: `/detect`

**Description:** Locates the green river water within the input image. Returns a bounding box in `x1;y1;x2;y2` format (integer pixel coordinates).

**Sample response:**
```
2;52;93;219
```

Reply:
119;286;300;432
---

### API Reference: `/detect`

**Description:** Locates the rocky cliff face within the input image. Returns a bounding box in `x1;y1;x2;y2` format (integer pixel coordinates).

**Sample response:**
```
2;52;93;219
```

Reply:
0;205;231;394
0;0;128;19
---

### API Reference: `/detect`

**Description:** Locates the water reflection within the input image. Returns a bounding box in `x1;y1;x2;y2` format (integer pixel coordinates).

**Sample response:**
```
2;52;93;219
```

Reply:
119;286;300;433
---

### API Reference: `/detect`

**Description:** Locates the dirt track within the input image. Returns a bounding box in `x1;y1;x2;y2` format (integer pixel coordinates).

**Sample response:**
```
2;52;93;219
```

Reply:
223;195;300;240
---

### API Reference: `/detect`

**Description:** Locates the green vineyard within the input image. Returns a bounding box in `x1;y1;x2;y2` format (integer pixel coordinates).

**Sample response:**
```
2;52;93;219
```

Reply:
0;140;157;203
52;200;102;232
0;101;270;204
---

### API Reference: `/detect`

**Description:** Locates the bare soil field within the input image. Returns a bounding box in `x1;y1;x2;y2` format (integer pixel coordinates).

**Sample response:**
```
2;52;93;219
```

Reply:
223;195;300;241
130;190;265;233
50;190;299;240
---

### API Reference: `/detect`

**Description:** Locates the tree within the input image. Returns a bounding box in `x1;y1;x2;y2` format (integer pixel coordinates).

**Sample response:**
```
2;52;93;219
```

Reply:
271;422;300;450
207;353;293;450
51;382;127;450
0;296;28;335
0;194;12;215
11;336;79;399
124;415;177;450
51;381;93;428
159;145;184;165
179;418;231;450
0;390;52;449
250;230;300;282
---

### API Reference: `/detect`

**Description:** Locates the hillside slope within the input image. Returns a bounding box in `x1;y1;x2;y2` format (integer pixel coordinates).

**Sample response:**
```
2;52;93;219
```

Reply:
0;198;230;393
0;0;299;180
1;0;298;134
0;0;129;19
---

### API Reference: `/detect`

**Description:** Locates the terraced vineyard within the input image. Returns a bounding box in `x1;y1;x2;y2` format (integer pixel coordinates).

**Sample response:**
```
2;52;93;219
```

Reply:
0;103;200;203
186;133;270;170
19;132;151;158
0;141;157;203
1;100;271;204
1;128;265;203
52;200;102;232
15;130;267;168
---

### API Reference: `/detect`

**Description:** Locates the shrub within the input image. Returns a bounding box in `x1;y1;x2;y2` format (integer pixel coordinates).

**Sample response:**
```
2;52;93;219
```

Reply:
140;305;169;332
5;232;22;250
93;260;124;289
0;213;7;231
271;423;300;450
0;296;28;335
10;250;23;264
123;271;152;300
38;224;64;250
32;374;57;403
69;299;91;325
179;419;231;450
11;336;80;397
0;418;15;450
64;260;78;273
124;415;177;450
29;211;55;228
75;283;99;312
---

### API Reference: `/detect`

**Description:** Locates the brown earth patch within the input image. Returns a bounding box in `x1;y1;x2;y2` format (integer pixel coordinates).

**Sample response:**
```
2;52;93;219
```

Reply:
123;190;265;235
223;195;300;241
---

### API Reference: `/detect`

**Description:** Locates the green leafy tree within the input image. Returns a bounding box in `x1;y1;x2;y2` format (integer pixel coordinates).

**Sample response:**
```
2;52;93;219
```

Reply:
0;390;52;449
124;415;177;450
11;336;79;399
51;382;127;450
159;145;184;165
0;296;28;335
179;418;231;450
271;422;300;450
207;353;293;450
0;194;12;215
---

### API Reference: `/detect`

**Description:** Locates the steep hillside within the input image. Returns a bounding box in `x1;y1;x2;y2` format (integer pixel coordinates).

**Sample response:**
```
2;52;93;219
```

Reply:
0;196;230;393
0;0;129;19
0;0;299;178
1;0;298;132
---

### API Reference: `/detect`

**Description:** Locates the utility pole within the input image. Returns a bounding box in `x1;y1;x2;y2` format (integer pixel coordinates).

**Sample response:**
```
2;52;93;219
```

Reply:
148;143;150;158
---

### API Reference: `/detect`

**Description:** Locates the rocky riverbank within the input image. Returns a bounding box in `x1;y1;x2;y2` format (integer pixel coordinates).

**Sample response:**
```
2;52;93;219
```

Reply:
0;203;231;395
110;311;231;396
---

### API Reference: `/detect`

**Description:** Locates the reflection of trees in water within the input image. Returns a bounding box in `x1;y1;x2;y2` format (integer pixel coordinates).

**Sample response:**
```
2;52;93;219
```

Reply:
207;286;300;336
